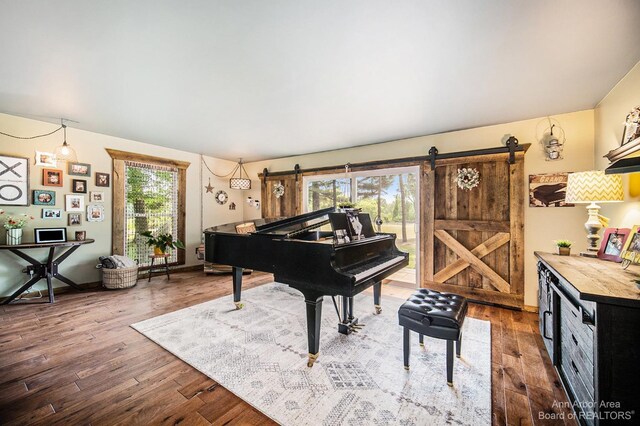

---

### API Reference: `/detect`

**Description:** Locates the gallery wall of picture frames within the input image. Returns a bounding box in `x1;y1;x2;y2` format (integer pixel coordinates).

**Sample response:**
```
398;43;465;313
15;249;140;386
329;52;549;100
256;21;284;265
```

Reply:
1;152;110;232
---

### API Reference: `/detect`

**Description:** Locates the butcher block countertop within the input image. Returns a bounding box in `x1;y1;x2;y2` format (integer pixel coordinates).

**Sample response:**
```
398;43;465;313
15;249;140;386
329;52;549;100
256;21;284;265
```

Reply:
535;251;640;308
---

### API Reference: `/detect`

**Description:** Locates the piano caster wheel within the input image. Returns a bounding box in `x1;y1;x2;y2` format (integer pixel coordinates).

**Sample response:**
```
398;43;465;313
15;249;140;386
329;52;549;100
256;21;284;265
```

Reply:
307;353;318;367
234;302;244;310
374;305;382;315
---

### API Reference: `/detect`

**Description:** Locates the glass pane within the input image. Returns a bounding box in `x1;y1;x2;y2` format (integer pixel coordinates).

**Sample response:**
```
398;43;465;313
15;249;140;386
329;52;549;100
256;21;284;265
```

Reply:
356;173;417;281
124;164;178;266
307;177;351;212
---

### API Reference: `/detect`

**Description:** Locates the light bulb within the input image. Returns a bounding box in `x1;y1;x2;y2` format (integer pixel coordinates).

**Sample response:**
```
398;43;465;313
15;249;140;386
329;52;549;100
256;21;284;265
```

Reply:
61;145;70;155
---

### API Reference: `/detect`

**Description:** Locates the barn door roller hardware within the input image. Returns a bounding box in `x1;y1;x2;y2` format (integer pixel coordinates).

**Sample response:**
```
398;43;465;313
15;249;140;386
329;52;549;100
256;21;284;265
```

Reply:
294;164;301;182
506;136;518;164
428;146;438;170
262;168;269;185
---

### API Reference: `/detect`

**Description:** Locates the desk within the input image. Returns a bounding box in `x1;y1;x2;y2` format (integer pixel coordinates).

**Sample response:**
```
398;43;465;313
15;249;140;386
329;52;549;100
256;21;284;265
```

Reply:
0;239;95;304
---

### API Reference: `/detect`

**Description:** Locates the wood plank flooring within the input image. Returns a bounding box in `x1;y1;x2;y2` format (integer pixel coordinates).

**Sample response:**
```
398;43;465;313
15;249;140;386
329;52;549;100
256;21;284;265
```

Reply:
0;271;575;425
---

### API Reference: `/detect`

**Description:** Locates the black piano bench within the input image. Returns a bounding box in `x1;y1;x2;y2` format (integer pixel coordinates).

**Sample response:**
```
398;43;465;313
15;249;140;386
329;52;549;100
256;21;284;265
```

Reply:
398;288;468;386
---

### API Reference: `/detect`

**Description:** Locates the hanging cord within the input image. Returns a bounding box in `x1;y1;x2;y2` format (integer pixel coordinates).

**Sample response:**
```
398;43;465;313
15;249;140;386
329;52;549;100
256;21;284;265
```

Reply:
0;125;64;139
201;157;240;178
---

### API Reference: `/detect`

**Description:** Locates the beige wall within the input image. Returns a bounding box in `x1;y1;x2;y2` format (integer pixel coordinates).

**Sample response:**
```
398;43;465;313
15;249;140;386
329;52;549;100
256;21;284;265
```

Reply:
244;110;596;307
595;61;640;226
0;113;244;297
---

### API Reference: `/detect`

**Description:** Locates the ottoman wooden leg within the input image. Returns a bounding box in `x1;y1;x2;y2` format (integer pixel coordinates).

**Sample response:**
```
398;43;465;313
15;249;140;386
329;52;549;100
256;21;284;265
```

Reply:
456;333;462;358
447;340;454;386
403;327;410;370
419;333;424;347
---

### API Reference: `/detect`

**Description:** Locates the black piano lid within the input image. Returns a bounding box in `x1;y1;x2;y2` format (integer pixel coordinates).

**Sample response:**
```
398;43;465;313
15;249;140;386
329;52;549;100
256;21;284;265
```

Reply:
255;207;335;236
203;207;335;236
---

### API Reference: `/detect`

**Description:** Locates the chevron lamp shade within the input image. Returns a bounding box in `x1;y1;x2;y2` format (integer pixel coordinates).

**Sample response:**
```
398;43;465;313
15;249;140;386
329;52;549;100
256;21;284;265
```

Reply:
565;171;624;203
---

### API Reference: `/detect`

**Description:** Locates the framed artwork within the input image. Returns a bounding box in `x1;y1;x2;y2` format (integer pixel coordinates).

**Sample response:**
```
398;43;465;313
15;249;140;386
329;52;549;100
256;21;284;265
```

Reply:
529;173;574;207
89;191;104;202
86;204;105;222
95;172;110;187
597;227;630;262
42;168;63;187
620;226;640;268
42;208;62;219
621;106;640;146
75;231;86;241
72;179;87;193
34;227;66;244
68;162;91;177
33;190;56;206
0;154;29;206
68;212;82;226
65;194;84;212
35;151;56;167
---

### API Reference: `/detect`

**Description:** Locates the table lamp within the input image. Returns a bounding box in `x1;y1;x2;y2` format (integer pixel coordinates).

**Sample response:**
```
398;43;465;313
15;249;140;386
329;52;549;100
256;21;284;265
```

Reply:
565;170;624;257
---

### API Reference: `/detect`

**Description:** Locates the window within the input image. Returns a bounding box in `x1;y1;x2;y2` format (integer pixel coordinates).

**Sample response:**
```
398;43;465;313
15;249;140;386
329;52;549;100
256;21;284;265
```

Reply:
306;177;352;211
107;149;189;268
124;161;178;266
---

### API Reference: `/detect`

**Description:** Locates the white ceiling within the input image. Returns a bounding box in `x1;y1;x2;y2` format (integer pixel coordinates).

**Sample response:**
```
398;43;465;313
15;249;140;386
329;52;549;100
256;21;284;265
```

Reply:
1;1;639;162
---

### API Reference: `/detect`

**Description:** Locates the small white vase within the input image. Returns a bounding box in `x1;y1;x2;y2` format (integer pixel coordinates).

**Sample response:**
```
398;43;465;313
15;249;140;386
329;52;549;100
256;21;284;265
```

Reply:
6;228;22;245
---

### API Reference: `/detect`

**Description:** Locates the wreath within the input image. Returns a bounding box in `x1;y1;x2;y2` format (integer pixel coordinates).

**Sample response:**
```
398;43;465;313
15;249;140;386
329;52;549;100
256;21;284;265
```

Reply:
456;168;480;190
273;183;285;198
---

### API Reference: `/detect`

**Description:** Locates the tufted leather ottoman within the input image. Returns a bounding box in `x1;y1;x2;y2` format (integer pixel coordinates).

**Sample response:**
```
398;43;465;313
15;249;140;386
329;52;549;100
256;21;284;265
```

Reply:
398;288;468;386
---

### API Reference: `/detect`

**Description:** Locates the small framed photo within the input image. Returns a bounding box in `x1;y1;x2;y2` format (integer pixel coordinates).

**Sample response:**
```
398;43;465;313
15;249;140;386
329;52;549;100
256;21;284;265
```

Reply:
68;162;91;177
75;231;86;241
34;227;66;244
72;179;87;193
35;151;56;167
65;194;85;212
0;155;29;206
89;191;104;202
42;168;63;187
597;228;631;262
42;208;62;219
86;204;105;222
621;226;640;268
95;172;110;187
68;212;82;226
33;190;56;206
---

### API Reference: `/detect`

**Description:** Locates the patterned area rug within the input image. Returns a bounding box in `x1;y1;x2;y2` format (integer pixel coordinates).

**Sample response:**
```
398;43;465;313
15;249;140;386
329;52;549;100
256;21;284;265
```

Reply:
132;283;491;425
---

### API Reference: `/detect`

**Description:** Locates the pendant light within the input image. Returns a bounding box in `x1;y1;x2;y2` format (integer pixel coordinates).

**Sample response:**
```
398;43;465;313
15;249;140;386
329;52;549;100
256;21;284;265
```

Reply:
54;121;77;163
229;158;251;190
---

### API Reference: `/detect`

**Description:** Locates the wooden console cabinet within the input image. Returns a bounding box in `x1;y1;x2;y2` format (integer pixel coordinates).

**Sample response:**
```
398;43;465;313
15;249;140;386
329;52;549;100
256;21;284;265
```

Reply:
535;252;640;425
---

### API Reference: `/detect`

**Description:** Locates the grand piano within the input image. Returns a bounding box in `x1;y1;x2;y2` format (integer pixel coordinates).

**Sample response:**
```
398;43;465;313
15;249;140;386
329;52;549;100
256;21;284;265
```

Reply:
204;207;408;366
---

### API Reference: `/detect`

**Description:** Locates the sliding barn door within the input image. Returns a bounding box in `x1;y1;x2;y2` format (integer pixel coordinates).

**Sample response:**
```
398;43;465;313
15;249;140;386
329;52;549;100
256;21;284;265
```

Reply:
421;152;524;308
261;175;301;218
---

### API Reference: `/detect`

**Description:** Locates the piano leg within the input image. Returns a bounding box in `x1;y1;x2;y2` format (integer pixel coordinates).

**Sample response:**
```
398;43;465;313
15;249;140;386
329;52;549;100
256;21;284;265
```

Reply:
348;297;354;321
232;267;244;310
303;292;323;367
373;281;382;315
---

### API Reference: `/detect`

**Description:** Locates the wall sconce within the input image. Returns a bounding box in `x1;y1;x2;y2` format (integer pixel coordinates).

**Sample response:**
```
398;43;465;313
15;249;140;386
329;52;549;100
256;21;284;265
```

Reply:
537;118;565;161
246;196;260;209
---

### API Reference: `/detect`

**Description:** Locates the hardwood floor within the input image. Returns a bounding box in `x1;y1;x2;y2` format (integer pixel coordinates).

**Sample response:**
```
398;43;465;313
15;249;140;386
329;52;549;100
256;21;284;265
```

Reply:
0;271;575;425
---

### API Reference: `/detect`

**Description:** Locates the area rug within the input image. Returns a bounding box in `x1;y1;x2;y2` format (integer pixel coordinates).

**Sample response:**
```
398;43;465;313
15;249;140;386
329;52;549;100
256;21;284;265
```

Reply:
131;283;491;425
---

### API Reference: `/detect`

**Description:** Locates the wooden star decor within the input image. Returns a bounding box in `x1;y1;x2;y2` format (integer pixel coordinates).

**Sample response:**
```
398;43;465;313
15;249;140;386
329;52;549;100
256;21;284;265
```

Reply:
205;178;214;193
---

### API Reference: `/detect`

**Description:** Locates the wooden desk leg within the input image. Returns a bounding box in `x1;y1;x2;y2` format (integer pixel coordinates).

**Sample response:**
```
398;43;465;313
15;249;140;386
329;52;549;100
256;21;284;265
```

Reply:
164;256;170;280
148;257;155;282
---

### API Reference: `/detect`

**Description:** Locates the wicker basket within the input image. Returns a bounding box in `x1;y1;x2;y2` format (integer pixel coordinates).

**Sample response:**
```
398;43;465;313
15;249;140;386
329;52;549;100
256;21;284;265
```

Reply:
102;266;139;289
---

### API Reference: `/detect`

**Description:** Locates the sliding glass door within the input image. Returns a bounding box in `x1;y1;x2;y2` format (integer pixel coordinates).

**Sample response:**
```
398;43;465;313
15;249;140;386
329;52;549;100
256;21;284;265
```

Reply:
303;166;419;284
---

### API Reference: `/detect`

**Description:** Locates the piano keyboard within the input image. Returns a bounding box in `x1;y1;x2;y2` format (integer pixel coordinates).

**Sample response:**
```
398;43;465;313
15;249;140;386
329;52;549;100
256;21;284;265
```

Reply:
351;255;406;281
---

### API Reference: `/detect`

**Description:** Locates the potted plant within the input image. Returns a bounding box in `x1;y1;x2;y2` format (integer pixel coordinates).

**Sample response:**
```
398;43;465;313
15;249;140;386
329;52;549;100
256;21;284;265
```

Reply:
554;239;572;256
0;210;34;245
140;231;185;255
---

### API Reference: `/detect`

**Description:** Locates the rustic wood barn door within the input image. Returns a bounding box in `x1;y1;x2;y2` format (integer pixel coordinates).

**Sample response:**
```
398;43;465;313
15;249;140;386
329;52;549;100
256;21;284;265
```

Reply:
261;174;301;218
421;151;525;308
